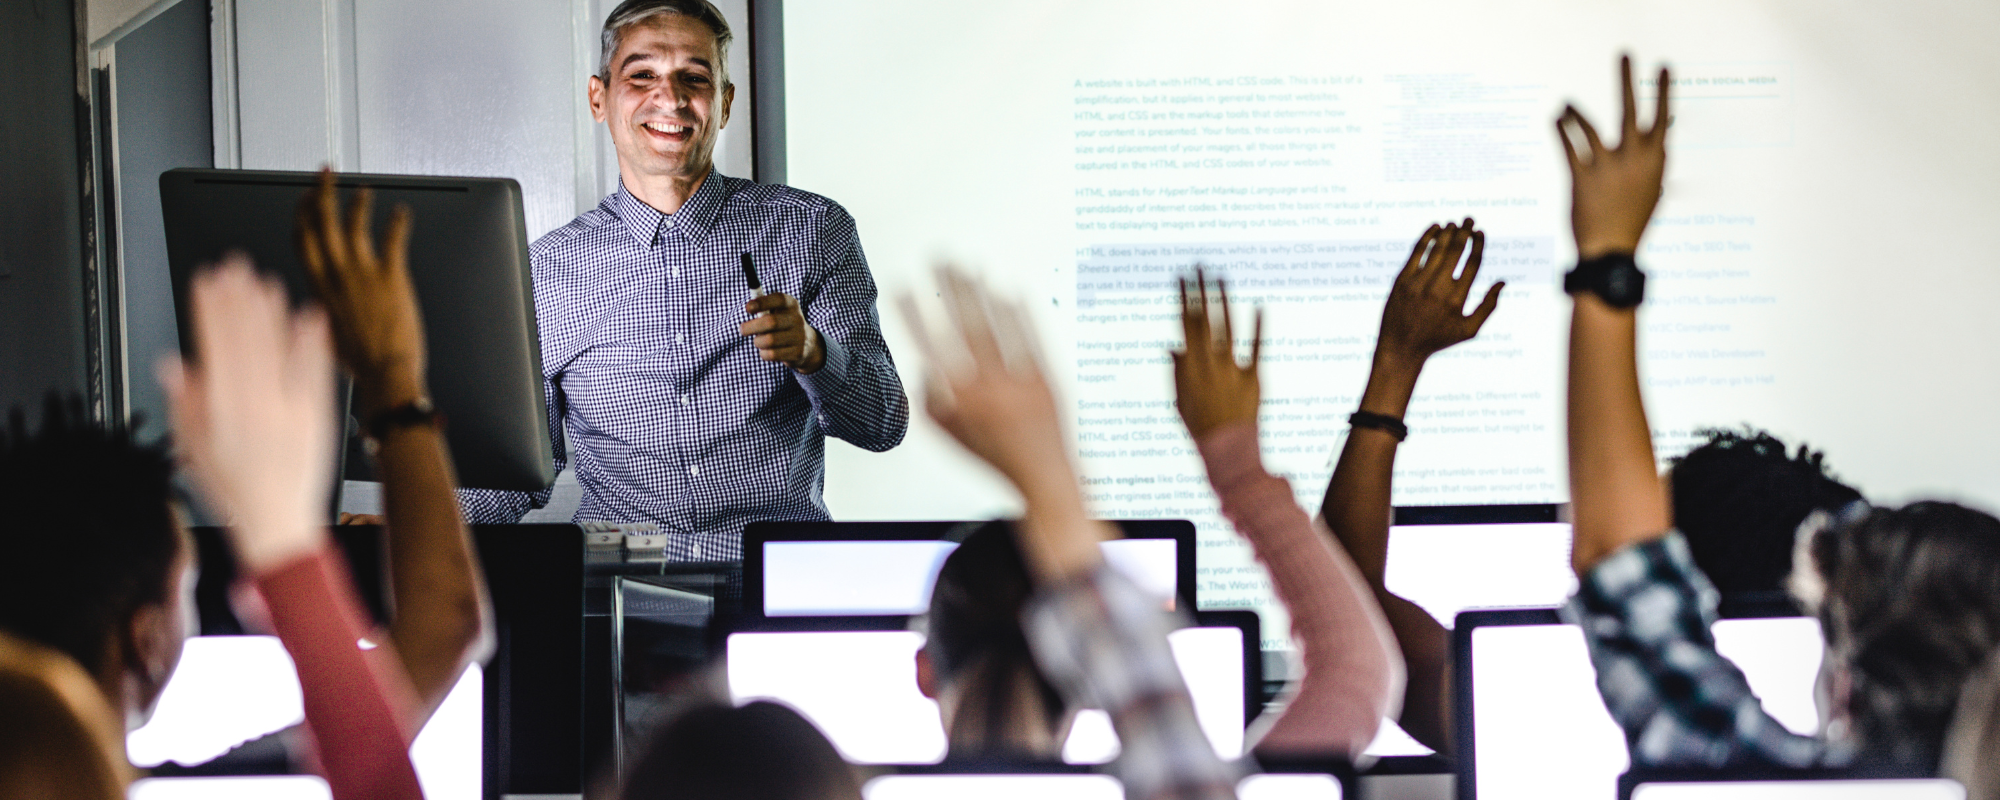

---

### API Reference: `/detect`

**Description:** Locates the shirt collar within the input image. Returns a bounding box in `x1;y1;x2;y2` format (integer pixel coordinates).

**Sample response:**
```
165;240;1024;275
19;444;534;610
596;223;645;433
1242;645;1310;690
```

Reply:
610;170;730;249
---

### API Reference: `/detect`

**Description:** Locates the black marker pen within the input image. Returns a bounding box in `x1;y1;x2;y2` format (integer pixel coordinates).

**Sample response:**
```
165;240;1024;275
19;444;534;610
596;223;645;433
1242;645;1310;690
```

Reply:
742;252;766;318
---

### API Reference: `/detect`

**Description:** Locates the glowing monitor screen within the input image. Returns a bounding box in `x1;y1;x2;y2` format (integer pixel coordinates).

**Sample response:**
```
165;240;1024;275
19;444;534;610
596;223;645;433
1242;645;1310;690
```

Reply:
1385;522;1576;626
762;537;1180;615
1470;617;1825;800
1630;779;1965;800
729;626;1243;763
127;635;483;800
863;772;1341;800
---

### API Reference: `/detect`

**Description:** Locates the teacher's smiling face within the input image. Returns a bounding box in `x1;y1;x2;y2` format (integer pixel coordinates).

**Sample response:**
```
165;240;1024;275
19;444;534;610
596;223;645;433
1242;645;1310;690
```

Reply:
590;13;734;189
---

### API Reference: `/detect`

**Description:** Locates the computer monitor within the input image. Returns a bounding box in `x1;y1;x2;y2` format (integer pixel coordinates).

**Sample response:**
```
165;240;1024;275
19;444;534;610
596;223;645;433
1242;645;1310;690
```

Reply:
159;168;551;492
170;525;584;798
1358;504;1575;760
1453;607;1827;800
726;611;1255;765
127;635;482;799
742;520;1198;616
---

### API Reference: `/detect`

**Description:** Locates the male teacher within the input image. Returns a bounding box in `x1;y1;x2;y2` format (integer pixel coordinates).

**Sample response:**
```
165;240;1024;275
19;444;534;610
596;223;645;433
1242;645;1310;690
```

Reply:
458;0;909;560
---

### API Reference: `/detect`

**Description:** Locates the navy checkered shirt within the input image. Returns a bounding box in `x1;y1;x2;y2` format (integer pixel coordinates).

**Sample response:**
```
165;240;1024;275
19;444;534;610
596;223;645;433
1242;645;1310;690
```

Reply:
456;172;910;560
1561;532;1848;769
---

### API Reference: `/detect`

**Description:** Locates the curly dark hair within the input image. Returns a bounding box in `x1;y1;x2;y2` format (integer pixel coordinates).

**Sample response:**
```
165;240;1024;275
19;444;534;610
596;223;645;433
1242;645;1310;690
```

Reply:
1669;427;1863;593
1810;501;2000;768
0;395;181;676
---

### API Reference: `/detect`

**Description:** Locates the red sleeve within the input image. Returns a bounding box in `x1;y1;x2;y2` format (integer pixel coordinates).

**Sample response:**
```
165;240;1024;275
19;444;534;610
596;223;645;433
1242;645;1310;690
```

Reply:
257;547;425;800
1194;421;1405;757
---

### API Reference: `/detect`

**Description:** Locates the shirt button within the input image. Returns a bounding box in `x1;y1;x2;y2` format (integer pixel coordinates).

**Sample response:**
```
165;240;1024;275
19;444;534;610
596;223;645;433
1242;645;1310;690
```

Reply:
675;333;684;344
689;465;700;476
672;267;681;278
680;394;691;405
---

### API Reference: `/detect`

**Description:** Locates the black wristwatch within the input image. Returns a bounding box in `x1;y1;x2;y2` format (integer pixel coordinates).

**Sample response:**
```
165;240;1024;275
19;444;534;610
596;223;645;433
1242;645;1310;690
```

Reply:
1563;252;1647;309
366;396;441;441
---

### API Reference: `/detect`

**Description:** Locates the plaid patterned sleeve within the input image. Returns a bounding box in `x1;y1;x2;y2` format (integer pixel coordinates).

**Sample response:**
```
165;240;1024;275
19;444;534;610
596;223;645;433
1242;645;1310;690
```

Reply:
1561;532;1836;769
1023;565;1241;800
794;205;909;452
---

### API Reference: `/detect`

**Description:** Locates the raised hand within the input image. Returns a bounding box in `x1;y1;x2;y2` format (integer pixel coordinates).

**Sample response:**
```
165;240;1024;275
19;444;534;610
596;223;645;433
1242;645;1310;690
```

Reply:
1558;55;1671;259
158;258;337;574
901;268;1066;489
1376;219;1504;370
900;267;1106;581
1172;267;1263;439
295;167;428;419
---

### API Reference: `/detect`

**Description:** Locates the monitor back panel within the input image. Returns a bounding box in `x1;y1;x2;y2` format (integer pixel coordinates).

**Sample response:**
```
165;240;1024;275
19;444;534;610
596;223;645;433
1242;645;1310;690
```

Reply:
159;168;551;491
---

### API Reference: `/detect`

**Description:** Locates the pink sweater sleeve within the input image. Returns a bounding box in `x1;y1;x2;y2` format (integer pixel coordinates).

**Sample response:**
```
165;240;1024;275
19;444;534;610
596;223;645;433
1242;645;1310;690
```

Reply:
257;547;425;800
1194;421;1405;757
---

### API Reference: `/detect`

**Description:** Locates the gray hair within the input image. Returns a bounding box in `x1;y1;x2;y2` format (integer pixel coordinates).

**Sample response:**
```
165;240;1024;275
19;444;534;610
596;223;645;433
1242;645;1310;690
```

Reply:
597;0;733;89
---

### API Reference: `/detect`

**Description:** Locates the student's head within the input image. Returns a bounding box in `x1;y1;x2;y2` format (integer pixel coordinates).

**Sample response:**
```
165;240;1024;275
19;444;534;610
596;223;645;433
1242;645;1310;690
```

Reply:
621;700;860;800
0;397;194;731
590;0;735;186
1792;501;2000;767
1668;427;1863;593
916;520;1072;759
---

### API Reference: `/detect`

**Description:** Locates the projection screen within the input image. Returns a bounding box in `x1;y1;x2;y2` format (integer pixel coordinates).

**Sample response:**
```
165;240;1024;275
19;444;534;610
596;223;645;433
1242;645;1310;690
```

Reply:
775;0;2000;627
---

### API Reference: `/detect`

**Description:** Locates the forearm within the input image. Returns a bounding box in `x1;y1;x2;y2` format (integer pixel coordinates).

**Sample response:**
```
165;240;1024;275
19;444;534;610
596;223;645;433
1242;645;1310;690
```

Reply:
1566;295;1670;574
1321;351;1423;578
796;328;911;451
1320;351;1453;752
1011;463;1111;585
257;546;424;800
376;425;493;722
1200;423;1403;756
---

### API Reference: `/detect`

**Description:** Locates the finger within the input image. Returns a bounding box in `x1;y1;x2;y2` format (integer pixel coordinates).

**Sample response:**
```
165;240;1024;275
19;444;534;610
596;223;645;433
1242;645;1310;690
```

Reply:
316;168;352;269
1620;54;1639;141
896;290;952;382
290;304;337;396
349;186;377;269
1216;278;1235;352
988;295;1048;376
740;314;797;336
1185;269;1210;358
746;292;788;315
1422;223;1466;290
384;204;413;279
1572;110;1606;157
1400;224;1442;285
1454;229;1486;305
1650;66;1672;142
1467;281;1505;331
1556;111;1584;173
1247;306;1264;370
939;268;1004;370
296;211;335;298
1178;275;1200;355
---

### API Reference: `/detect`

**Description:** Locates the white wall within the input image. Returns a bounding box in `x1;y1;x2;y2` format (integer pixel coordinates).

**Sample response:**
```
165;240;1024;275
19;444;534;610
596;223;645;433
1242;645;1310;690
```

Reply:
223;0;756;240
217;0;756;517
